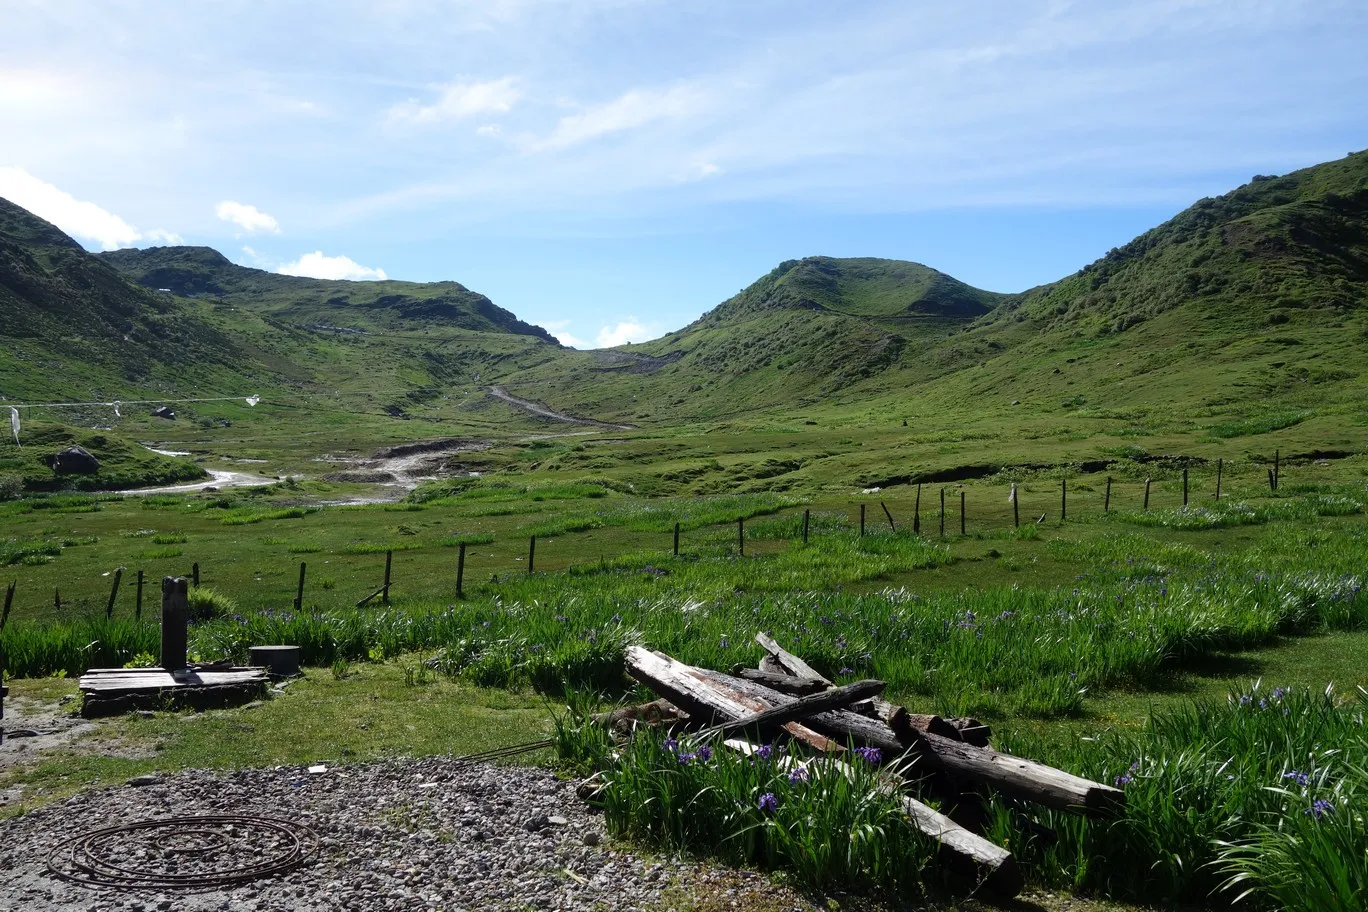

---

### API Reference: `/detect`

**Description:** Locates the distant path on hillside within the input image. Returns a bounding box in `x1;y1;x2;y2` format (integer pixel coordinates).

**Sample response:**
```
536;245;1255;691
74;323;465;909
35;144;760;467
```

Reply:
116;468;277;496
484;386;635;430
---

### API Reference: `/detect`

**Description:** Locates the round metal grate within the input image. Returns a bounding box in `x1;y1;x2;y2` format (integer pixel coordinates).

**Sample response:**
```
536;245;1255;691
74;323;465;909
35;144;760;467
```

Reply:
47;814;315;890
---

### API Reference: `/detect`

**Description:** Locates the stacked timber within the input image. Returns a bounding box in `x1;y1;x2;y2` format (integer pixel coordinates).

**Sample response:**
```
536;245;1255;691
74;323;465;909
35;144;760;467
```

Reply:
590;633;1126;899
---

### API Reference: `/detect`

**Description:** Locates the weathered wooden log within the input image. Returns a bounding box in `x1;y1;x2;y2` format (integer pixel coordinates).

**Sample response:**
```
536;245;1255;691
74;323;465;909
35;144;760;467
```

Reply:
698;679;885;737
723;737;1022;896
907;729;1123;818
754;632;831;684
947;717;993;747
626;647;839;752
731;666;829;695
692;668;906;756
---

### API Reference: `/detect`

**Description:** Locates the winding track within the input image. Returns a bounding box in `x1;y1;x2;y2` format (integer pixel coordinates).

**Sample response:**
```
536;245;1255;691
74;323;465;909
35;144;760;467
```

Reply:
483;386;635;430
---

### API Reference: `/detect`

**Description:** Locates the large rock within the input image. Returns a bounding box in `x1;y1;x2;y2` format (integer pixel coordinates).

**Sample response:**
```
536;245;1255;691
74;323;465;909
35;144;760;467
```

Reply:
47;445;101;474
151;406;176;419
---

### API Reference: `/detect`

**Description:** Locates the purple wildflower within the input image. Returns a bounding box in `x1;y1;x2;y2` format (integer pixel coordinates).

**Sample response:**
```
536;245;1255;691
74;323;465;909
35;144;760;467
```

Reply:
663;737;679;752
719;636;728;648
1272;687;1288;700
788;767;809;784
677;752;695;765
756;744;773;761
838;666;854;676
854;747;883;764
1239;695;1253;706
697;745;713;762
757;792;779;813
1283;770;1311;787
1305;799;1334;819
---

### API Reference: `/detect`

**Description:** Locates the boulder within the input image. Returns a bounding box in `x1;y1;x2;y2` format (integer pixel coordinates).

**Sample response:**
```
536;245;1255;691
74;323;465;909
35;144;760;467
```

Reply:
152;406;176;419
47;445;101;475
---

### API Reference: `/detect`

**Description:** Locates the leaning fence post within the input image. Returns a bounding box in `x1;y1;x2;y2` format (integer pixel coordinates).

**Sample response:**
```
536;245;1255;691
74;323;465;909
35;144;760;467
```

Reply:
105;567;123;620
912;485;921;535
960;490;966;535
802;509;810;545
1144;478;1152;511
135;570;144;621
528;536;536;574
294;562;306;611
1;580;14;631
1104;476;1112;512
881;501;897;533
1215;459;1223;501
161;576;188;672
456;543;466;599
383;550;393;604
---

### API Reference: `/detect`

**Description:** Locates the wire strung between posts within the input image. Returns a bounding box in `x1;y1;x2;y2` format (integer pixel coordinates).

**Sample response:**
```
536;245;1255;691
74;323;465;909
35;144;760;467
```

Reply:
450;739;553;765
8;395;261;410
47;814;315;890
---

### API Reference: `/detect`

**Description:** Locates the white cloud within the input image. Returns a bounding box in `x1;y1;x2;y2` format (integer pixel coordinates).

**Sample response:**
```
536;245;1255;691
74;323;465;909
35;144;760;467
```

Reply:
215;200;280;234
0;166;142;249
277;251;387;281
595;318;655;348
144;228;184;245
388;78;520;125
541;319;586;348
537;85;703;150
475;123;502;137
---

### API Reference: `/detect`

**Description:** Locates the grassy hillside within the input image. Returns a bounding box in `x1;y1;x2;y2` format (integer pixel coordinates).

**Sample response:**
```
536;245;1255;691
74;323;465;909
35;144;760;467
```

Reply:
0;420;204;493
100;245;558;341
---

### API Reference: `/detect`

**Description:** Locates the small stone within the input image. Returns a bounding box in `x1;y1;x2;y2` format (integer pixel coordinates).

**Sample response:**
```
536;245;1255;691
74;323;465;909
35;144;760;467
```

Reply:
523;814;549;832
582;832;601;847
126;774;159;787
547;816;569;826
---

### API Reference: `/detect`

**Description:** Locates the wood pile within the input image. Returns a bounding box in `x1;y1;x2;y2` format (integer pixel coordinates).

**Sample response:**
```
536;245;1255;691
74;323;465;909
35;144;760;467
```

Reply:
591;632;1125;898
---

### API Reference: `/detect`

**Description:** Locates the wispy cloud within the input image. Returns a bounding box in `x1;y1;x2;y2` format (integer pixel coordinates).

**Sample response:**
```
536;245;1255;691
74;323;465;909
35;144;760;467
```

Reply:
278;251;387;281
535;84;704;151
216;200;280;234
0;166;145;250
541;319;586;348
387;78;520;126
596;318;656;348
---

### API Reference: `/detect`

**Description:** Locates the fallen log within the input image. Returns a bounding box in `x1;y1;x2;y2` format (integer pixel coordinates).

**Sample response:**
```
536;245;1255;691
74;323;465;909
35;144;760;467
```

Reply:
626;647;840;752
908;729;1124;818
723;737;1022;897
755;631;831;684
697;679;885;738
730;667;829;695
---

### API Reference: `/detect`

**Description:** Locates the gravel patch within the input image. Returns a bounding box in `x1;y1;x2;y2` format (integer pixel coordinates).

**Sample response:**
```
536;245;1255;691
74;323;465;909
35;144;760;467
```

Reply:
0;758;804;912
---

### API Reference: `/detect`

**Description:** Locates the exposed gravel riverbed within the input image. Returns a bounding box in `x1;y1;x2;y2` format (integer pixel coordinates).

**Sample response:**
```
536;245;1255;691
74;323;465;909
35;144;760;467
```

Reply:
0;758;807;912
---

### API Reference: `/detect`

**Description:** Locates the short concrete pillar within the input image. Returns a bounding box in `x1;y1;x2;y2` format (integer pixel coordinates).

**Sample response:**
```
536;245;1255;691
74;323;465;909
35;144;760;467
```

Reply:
248;645;301;677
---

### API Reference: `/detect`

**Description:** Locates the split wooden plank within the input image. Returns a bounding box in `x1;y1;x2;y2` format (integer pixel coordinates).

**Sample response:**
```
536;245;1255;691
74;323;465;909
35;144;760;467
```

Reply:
754;632;832;684
696;679;885;738
730;667;829;695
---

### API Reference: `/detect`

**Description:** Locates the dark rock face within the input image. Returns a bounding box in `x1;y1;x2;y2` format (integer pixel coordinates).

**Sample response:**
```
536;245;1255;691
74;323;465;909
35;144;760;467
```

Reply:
152;406;176;419
47;445;101;474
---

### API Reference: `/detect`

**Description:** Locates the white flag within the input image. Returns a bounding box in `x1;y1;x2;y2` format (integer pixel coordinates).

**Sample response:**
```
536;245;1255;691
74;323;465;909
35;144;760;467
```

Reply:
245;395;260;407
111;400;122;418
1008;483;1016;503
9;407;19;446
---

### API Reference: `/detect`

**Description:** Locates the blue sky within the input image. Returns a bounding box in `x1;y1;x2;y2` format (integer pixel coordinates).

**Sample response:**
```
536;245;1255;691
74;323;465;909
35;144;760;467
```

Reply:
2;1;1365;347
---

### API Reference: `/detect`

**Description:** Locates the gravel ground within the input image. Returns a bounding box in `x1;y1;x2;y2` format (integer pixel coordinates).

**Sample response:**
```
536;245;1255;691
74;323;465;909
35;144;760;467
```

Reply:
0;759;805;912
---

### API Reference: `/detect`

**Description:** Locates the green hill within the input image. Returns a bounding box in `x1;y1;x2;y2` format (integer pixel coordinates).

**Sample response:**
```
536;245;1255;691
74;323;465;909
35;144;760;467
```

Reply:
99;245;557;341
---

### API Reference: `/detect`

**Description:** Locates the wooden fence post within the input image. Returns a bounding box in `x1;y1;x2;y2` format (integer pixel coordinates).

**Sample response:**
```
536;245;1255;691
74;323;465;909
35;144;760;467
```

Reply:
1104;476;1112;512
105;568;123;620
456;543;466;599
1144;478;1151;511
674;521;681;556
960;490;966;535
135;570;144;621
160;576;188;672
383;550;393;604
1274;449;1280;490
1268;468;1277;492
913;485;921;534
802;509;810;545
1012;485;1020;528
192;562;199;588
1215;459;1223;501
738;518;745;556
528;536;536;574
294;562;306;611
859;504;866;537
54;588;60;612
939;488;945;537
881;501;898;533
1;581;14;631
1061;479;1067;522
1182;468;1189;507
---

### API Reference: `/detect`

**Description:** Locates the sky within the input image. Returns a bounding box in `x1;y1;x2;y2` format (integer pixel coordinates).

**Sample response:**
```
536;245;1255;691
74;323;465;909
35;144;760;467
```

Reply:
1;1;1366;348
